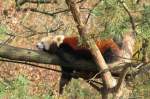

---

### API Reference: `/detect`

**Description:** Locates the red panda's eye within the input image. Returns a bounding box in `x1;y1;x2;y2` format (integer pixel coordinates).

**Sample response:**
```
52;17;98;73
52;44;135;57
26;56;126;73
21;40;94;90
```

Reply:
41;42;44;44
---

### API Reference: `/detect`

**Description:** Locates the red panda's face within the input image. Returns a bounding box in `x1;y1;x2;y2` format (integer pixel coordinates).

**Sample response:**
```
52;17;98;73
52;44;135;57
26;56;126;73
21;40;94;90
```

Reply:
36;35;65;51
36;41;46;51
36;37;51;51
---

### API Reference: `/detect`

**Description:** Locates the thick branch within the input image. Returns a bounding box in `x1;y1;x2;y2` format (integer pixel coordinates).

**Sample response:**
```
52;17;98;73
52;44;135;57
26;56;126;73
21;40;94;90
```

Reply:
0;44;136;78
113;64;130;99
0;44;99;72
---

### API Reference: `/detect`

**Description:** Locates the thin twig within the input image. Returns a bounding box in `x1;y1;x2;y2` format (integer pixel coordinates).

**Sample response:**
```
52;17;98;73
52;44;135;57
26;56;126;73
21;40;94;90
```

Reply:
119;1;136;33
21;23;63;37
17;8;68;16
0;36;15;48
85;0;101;24
0;58;62;72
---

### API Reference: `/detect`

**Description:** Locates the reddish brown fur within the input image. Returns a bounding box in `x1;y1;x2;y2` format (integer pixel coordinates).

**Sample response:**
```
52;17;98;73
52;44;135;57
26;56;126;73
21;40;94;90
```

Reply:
63;36;121;56
58;33;135;94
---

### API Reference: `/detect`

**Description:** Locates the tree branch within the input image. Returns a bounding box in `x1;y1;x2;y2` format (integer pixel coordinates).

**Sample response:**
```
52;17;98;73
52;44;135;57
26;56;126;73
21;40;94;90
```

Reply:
0;44;138;79
16;8;69;17
113;64;130;98
0;58;62;72
65;0;117;89
15;0;57;7
120;1;136;33
0;44;99;72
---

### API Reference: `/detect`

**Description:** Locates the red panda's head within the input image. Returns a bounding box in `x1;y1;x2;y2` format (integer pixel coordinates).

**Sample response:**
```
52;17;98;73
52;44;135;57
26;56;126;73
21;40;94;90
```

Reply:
36;35;65;51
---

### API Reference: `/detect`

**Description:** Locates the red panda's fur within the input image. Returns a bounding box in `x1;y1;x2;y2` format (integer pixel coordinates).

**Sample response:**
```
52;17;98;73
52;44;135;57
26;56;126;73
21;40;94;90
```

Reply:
62;36;121;57
55;36;122;94
37;35;122;63
37;33;135;94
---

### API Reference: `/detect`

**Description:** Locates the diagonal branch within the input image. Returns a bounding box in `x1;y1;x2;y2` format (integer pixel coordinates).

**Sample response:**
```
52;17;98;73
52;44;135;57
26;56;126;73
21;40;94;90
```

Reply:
113;64;130;99
65;0;117;89
120;1;136;33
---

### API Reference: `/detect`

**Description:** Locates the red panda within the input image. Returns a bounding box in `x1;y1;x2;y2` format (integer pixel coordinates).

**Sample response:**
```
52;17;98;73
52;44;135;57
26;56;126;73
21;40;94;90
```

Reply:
36;33;135;94
37;35;121;63
36;35;122;94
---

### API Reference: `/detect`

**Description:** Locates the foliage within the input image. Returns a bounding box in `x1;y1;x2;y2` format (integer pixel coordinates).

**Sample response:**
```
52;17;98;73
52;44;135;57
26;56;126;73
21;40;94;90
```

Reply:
91;0;150;41
131;80;150;99
0;76;101;99
0;25;9;40
0;75;53;99
138;5;150;38
92;0;129;39
62;79;101;99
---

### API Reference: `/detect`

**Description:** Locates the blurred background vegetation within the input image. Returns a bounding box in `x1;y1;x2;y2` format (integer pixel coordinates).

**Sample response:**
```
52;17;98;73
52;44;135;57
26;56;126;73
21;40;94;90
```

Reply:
0;0;150;98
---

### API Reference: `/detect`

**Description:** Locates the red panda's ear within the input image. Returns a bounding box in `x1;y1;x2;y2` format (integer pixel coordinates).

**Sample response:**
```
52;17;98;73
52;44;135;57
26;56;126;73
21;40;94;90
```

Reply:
54;35;65;47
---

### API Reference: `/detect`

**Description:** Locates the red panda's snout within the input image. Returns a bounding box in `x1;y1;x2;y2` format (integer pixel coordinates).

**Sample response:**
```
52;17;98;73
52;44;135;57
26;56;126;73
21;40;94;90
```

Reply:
36;42;45;51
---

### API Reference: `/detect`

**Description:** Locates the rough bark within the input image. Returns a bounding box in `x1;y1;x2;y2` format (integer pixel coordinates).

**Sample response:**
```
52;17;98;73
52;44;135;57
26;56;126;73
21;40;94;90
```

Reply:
0;44;129;74
0;44;99;72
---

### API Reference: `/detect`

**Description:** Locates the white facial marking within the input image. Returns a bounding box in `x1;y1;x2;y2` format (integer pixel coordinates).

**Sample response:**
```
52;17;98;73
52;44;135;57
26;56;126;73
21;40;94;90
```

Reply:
44;42;50;50
54;35;64;46
36;42;44;50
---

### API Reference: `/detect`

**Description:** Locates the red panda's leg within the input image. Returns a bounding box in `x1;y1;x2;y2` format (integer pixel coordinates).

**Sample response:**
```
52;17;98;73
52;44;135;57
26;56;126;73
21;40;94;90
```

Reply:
109;40;121;57
54;48;74;94
55;45;75;94
106;40;123;68
102;40;121;63
59;69;72;94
